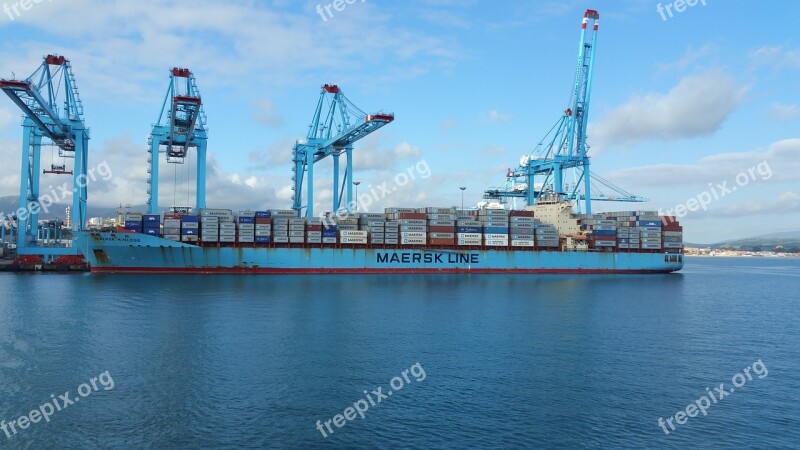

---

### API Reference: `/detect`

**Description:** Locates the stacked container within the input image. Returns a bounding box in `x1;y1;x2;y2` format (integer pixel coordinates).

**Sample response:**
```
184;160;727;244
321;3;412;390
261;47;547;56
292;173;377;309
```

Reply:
289;217;305;244
456;215;481;246
399;212;426;245
201;215;219;243
306;217;323;244
163;216;181;242
481;209;509;247
369;220;385;244
535;223;560;248
385;221;399;245
340;229;368;244
124;213;143;233
427;207;455;246
142;214;161;236
322;222;338;244
509;210;535;247
255;211;272;244
238;211;255;244
662;216;683;250
181;215;199;243
272;216;289;243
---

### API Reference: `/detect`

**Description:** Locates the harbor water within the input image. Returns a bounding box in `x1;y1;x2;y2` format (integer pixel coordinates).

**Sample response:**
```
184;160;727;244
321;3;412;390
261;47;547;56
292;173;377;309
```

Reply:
0;257;798;448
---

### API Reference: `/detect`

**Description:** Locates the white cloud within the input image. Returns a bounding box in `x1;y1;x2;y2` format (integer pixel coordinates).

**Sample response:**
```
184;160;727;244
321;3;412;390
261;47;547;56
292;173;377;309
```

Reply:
750;46;800;69
715;191;800;217
769;103;800;122
482;109;511;123
589;71;747;151
607;138;800;188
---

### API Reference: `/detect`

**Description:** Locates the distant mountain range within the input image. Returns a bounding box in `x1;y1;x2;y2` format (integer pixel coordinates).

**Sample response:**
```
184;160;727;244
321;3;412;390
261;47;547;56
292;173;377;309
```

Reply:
0;195;144;221
687;231;800;252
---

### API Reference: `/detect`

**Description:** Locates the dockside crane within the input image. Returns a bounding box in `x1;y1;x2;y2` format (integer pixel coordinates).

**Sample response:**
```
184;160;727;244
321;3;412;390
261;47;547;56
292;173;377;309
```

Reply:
147;68;208;214
292;84;394;217
483;9;647;212
0;54;89;257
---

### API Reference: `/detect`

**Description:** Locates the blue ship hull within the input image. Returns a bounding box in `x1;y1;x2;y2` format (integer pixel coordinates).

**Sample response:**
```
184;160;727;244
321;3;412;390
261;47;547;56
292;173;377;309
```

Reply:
74;232;684;274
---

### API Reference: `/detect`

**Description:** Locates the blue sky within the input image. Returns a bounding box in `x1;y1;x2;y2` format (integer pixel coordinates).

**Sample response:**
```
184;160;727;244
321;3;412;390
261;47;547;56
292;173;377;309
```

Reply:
0;0;798;243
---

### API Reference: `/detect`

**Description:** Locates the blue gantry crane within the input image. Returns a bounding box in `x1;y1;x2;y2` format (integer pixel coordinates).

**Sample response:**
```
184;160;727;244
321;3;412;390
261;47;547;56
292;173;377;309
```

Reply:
292;84;394;217
0;54;89;258
483;9;646;213
147;67;208;214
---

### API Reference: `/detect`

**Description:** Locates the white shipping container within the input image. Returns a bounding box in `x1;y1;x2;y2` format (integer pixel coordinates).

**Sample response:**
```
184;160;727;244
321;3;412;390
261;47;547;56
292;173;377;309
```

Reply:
322;237;338;244
485;239;509;246
255;230;272;237
457;239;482;246
484;233;509;240
511;239;535;247
400;231;426;239
340;237;368;244
457;233;482;240
400;237;426;245
340;230;368;238
219;229;236;237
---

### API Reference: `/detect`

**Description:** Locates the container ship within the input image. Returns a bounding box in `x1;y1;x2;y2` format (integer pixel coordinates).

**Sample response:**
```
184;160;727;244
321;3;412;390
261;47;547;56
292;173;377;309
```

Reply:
74;201;684;274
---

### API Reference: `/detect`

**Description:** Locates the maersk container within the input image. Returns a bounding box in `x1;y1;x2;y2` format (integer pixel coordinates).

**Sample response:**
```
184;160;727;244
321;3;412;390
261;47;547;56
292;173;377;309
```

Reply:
457;239;481;246
384;232;399;239
255;230;272;237
385;238;399;245
511;240;535;247
538;240;559;247
429;232;455;239
429;219;456;226
457;233;482;240
322;237;337;244
400;225;426;232
427;214;456;221
307;231;322;238
400;237;426;245
485;239;509;246
182;222;199;230
163;235;180;242
592;229;616;236
289;236;305;244
219;229;236;237
341;236;367;244
271;210;298;218
485;233;509;240
273;236;289;243
511;234;534;240
510;227;534;235
201;235;219;242
219;235;236;243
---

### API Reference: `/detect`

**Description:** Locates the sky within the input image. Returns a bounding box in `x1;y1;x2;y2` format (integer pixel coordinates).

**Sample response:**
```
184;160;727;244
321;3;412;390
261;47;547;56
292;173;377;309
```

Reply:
0;0;798;243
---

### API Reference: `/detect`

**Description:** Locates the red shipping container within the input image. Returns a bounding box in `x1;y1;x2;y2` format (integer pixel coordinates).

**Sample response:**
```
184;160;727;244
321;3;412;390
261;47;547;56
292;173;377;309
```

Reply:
306;225;322;231
429;238;455;246
255;217;273;224
399;213;427;219
429;226;456;233
510;210;535;217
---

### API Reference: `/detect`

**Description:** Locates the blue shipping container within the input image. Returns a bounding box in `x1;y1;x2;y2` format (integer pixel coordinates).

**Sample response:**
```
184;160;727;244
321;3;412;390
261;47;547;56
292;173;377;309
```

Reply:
456;226;482;234
592;229;616;236
255;211;272;218
143;214;161;223
639;221;660;227
124;221;142;228
239;217;255;224
484;227;509;234
181;215;199;223
255;236;272;243
181;229;198;235
143;228;160;236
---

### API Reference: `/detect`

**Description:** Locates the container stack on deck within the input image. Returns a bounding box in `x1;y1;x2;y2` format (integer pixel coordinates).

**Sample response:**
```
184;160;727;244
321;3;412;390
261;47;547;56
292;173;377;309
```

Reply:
579;210;683;252
118;206;683;254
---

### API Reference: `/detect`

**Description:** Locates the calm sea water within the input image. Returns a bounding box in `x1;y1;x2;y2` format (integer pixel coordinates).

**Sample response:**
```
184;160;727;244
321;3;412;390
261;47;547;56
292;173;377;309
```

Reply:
1;257;798;449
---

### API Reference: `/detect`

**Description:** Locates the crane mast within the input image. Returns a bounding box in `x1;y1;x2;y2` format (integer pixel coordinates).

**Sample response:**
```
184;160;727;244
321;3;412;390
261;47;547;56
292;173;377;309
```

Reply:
292;84;393;217
0;54;89;258
147;68;208;214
